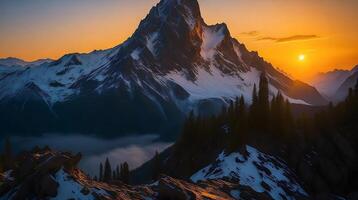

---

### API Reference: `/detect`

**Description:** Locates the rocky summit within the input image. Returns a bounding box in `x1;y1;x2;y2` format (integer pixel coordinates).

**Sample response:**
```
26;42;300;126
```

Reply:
0;147;310;200
0;0;326;136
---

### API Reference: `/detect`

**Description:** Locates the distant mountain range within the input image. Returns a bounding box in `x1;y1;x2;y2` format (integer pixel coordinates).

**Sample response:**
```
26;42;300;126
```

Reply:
0;57;53;67
0;0;326;136
310;65;358;102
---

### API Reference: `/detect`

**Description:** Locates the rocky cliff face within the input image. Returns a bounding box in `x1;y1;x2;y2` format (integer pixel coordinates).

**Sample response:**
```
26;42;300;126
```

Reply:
0;0;326;136
0;147;309;200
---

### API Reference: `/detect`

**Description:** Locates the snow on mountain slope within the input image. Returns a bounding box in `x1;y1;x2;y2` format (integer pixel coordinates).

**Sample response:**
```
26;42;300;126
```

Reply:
0;0;326;134
0;48;118;103
0;65;21;75
52;169;108;200
0;57;53;67
335;70;358;101
0;57;30;67
200;25;226;60
191;145;308;200
0;0;324;106
166;67;309;105
310;65;358;99
3;147;311;200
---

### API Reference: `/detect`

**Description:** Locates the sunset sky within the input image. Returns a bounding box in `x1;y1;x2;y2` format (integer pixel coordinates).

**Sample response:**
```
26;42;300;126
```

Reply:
0;0;357;81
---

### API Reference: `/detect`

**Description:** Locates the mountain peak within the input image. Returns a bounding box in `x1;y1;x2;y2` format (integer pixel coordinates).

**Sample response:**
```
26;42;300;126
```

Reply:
136;0;202;33
157;0;201;17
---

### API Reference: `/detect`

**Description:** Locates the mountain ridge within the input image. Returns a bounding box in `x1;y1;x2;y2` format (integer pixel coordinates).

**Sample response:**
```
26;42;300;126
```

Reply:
310;64;358;101
0;146;309;200
0;0;326;135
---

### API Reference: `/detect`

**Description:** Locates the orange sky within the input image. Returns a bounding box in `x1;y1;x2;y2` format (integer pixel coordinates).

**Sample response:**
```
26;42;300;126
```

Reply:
0;0;357;81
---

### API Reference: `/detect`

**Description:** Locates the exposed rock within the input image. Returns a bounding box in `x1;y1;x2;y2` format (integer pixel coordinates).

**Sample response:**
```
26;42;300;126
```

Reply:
0;147;311;200
81;186;90;195
0;0;326;136
36;174;59;197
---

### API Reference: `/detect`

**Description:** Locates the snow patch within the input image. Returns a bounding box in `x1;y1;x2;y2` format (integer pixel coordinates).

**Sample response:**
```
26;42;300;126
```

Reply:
0;48;114;103
166;67;260;103
191;145;307;200
146;32;159;56
131;48;142;60
3;170;14;181
230;190;241;199
52;169;108;200
200;26;225;60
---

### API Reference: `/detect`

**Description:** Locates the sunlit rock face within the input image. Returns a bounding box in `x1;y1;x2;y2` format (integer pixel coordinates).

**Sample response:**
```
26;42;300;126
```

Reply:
0;0;326;136
0;146;308;200
191;145;308;200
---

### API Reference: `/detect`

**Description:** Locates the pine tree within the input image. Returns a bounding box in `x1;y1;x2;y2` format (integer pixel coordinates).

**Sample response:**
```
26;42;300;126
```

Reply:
227;100;235;127
103;158;112;182
99;162;103;182
250;84;258;128
269;94;277;133
116;165;120;180
152;151;161;181
252;84;258;107
0;155;3;173
276;92;285;135
258;73;269;110
258;73;270;130
270;91;285;136
283;99;294;136
348;88;354;99
119;162;130;184
235;96;240;116
236;95;247;130
182;111;195;140
3;138;12;170
239;95;245;115
352;78;358;121
228;95;248;152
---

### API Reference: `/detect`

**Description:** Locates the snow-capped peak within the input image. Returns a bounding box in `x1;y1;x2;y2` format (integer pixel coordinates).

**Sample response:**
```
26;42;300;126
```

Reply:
191;145;308;200
0;57;53;68
0;0;327;135
136;0;202;34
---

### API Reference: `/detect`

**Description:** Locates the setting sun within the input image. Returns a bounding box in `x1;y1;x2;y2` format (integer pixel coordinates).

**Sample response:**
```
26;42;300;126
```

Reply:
1;1;358;199
298;54;306;61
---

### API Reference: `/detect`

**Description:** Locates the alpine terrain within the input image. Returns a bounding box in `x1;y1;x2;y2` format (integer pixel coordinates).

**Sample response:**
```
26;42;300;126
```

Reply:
310;65;358;101
1;1;358;199
0;0;326;137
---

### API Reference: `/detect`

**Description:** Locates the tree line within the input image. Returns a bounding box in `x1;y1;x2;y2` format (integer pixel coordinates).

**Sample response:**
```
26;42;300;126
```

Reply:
0;138;13;173
96;158;130;184
96;150;162;184
176;73;296;153
175;72;358;155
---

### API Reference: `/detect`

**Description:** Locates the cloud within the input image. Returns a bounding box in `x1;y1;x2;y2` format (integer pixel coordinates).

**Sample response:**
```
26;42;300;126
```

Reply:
257;35;320;43
80;142;171;176
240;30;260;36
7;134;172;176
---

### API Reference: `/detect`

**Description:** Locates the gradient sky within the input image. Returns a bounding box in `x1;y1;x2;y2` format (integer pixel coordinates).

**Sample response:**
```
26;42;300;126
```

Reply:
0;0;357;81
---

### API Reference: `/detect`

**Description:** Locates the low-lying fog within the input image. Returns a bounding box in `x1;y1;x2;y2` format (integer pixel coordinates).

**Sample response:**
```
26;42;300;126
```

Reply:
1;134;172;176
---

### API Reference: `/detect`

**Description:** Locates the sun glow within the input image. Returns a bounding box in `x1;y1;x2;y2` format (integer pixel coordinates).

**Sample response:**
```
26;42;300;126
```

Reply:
298;54;305;61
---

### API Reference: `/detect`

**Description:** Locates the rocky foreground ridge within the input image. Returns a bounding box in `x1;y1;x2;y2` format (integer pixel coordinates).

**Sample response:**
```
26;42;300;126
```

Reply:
0;146;317;200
